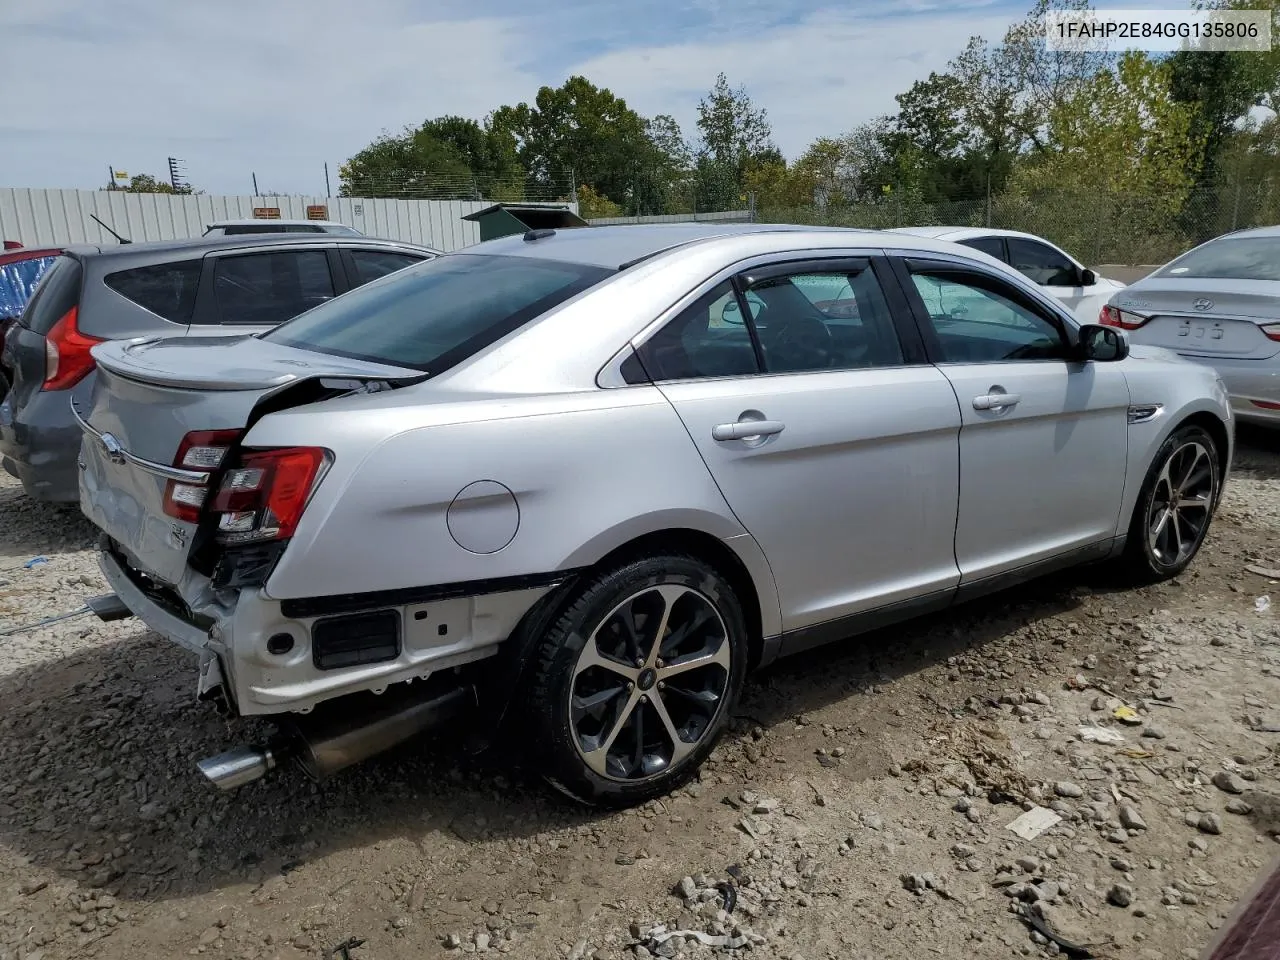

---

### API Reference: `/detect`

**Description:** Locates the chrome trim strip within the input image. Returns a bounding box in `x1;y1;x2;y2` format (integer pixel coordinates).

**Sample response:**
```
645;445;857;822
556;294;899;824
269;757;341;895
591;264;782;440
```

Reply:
69;398;211;485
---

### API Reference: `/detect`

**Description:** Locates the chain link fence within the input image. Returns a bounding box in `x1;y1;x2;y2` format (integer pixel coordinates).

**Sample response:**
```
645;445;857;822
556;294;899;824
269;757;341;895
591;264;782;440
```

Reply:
754;180;1280;267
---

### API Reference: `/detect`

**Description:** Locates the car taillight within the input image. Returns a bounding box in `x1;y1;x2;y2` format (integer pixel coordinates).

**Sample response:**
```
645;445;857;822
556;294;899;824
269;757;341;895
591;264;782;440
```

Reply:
210;446;329;544
42;306;103;390
163;429;243;523
1098;305;1149;330
1261;322;1280;342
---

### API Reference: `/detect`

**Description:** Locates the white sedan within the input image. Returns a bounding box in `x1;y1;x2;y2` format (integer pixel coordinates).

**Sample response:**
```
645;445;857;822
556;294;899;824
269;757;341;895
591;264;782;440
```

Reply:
892;227;1126;326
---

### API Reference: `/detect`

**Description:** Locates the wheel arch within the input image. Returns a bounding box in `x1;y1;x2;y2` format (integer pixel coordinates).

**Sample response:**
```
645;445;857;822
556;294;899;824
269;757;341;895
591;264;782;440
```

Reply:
1172;410;1231;504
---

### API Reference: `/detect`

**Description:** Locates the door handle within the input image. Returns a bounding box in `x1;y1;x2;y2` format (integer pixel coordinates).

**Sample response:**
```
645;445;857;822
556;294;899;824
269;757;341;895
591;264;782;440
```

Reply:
972;393;1021;411
712;419;785;441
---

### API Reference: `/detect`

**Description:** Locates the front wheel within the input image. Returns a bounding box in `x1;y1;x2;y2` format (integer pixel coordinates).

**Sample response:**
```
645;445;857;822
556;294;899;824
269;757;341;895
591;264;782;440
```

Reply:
1120;424;1220;582
527;554;748;808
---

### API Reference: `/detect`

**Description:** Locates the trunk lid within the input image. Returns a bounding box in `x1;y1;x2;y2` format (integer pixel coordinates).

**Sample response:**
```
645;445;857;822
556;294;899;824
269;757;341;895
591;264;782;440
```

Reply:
78;334;424;585
1117;278;1280;360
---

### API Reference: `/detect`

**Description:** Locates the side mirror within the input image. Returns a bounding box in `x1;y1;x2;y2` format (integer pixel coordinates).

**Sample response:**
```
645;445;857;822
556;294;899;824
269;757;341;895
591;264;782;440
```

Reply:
1078;323;1128;362
720;300;742;325
1080;268;1097;286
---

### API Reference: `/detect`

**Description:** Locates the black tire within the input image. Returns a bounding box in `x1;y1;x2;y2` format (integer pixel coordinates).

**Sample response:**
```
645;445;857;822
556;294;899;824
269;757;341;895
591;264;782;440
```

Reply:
1119;424;1220;582
527;553;748;808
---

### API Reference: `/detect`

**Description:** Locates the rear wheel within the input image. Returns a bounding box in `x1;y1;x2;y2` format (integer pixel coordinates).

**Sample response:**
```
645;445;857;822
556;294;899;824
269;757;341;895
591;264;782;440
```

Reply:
1120;425;1220;581
528;554;748;808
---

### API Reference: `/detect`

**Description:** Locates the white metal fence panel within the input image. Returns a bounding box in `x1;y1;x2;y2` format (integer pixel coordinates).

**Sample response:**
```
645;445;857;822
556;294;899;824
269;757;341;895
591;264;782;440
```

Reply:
0;189;523;252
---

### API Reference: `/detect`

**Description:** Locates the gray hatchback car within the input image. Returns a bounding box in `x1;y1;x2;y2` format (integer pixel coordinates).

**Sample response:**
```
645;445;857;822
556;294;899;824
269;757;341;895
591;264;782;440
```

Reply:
0;234;438;500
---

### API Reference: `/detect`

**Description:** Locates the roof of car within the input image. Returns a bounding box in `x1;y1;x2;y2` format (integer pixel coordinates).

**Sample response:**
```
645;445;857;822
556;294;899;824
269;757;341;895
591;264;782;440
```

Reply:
60;233;438;260
206;218;348;227
889;225;1054;243
468;222;881;269
1213;224;1280;240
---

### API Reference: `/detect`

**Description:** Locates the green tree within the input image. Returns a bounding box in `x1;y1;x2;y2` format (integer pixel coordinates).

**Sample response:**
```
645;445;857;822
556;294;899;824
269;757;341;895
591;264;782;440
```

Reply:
491;76;653;207
694;73;779;210
119;173;195;194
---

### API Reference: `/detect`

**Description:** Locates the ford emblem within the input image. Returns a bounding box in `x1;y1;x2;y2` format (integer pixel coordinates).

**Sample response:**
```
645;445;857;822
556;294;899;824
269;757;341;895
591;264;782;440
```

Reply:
100;432;126;465
1193;298;1213;311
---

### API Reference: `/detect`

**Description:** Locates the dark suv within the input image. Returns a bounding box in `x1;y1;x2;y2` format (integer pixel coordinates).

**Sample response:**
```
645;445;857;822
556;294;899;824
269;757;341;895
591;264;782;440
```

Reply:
0;234;438;501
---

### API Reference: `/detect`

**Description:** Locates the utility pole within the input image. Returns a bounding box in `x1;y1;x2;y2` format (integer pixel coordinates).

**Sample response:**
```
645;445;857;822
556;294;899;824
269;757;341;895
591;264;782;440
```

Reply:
252;172;260;196
107;165;116;191
324;163;331;199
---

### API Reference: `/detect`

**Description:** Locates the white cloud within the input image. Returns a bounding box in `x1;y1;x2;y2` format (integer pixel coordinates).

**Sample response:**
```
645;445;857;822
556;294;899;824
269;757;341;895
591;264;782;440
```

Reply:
0;0;1030;193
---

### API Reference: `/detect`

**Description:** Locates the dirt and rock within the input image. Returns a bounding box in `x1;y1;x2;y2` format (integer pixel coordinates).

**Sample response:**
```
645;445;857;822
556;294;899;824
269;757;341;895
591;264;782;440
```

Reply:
0;429;1278;960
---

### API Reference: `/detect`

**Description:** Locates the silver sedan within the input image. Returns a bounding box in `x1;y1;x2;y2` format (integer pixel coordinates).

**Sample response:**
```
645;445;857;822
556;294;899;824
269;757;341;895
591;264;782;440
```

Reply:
74;223;1233;807
1102;225;1280;426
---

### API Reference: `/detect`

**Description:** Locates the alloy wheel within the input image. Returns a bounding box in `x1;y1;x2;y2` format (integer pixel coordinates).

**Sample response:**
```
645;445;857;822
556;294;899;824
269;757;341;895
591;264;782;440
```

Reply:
1147;440;1215;566
569;583;732;781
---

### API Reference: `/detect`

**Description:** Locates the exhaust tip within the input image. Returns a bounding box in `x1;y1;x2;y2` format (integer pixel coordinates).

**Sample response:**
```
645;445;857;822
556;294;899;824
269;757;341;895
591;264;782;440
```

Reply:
196;744;281;791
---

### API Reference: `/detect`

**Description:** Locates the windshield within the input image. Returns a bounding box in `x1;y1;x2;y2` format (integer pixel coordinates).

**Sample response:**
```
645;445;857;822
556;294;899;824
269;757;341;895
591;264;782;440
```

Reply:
262;253;614;372
1159;236;1280;281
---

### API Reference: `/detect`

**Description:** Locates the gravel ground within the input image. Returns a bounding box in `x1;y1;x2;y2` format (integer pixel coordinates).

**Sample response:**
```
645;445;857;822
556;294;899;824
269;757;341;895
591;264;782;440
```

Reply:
0;427;1278;960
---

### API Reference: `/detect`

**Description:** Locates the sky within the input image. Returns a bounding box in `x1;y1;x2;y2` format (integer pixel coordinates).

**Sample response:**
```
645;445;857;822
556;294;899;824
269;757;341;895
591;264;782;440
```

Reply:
0;0;1166;197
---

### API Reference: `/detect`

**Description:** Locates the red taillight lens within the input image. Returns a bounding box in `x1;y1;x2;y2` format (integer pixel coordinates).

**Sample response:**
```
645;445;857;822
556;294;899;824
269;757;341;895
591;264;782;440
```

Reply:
42;306;103;390
163;429;243;523
1262;323;1280;342
211;446;328;543
1099;305;1149;330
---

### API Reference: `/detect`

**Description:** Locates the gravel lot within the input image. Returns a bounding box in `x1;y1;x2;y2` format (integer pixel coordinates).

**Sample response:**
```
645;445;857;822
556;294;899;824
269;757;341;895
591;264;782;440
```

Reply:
0;428;1278;960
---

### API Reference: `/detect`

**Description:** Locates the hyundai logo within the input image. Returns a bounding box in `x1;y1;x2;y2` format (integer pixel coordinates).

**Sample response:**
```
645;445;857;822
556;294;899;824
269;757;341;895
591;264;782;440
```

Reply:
100;433;126;465
1193;298;1214;311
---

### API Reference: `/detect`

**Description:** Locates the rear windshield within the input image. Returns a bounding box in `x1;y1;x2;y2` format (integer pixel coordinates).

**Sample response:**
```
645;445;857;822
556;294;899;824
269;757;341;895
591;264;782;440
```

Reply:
1159;236;1280;281
20;256;82;335
263;253;613;372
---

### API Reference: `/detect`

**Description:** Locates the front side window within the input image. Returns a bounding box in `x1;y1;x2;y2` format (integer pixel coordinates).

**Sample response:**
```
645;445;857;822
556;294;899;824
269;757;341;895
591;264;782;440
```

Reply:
213;250;335;325
910;270;1068;363
104;259;202;323
1007;238;1078;286
743;266;903;373
264;253;613;373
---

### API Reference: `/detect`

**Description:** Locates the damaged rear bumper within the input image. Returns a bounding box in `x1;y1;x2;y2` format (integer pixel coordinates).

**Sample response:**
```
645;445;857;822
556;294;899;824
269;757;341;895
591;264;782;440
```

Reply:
98;539;554;717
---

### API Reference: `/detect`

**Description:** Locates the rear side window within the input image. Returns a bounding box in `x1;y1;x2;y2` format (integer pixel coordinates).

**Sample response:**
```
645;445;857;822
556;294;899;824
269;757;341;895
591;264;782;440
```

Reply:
344;249;426;287
959;236;1006;261
104;260;202;323
264;253;612;372
213;250;335;325
0;255;57;320
1158;236;1280;280
21;256;82;335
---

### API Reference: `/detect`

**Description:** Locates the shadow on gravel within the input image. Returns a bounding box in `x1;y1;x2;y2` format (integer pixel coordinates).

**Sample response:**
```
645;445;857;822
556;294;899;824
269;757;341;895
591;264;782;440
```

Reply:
0;567;1115;906
0;481;97;560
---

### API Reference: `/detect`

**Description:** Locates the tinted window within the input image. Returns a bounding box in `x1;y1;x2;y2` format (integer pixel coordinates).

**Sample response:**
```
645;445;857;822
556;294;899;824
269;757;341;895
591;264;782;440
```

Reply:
911;270;1067;363
213;250;335;325
1158;236;1280;281
264;253;612;373
104;260;201;323
1006;238;1078;286
626;281;760;382
21;256;82;335
958;236;1006;261
221;224;322;235
745;266;904;373
346;250;426;287
0;255;57;320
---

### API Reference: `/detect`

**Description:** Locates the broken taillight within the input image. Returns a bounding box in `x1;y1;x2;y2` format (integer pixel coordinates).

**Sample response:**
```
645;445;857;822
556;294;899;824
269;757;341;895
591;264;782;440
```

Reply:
210;446;330;544
163;430;243;523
